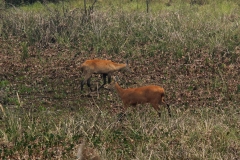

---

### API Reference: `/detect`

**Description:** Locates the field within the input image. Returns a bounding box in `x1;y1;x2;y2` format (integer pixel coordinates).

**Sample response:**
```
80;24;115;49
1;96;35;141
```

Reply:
0;0;240;159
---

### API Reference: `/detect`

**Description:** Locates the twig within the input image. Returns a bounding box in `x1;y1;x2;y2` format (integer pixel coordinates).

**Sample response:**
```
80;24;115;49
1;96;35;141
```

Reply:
16;92;23;107
0;104;6;117
96;82;99;99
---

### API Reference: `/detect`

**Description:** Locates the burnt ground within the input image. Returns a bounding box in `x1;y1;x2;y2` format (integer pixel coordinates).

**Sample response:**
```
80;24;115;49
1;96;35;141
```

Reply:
0;37;240;115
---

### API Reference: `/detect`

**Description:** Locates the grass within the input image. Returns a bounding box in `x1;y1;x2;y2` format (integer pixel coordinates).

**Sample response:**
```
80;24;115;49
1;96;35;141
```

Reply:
0;0;240;159
1;1;240;54
1;103;239;159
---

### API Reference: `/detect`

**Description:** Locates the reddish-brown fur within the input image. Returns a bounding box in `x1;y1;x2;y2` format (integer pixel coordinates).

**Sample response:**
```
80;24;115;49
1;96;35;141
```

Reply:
79;59;129;91
114;82;171;117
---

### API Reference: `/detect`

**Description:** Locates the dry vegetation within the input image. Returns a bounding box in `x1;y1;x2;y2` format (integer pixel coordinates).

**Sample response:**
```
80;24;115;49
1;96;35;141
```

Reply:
0;0;240;159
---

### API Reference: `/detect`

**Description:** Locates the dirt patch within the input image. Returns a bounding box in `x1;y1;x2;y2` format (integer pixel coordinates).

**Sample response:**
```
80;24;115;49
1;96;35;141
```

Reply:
1;37;240;113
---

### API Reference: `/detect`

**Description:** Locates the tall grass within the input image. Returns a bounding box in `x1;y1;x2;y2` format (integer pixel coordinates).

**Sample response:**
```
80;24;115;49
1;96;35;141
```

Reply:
0;0;240;55
1;102;239;159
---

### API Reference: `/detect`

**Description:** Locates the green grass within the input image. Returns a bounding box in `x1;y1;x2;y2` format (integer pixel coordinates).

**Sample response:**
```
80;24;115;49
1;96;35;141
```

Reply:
1;105;239;159
1;0;240;54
